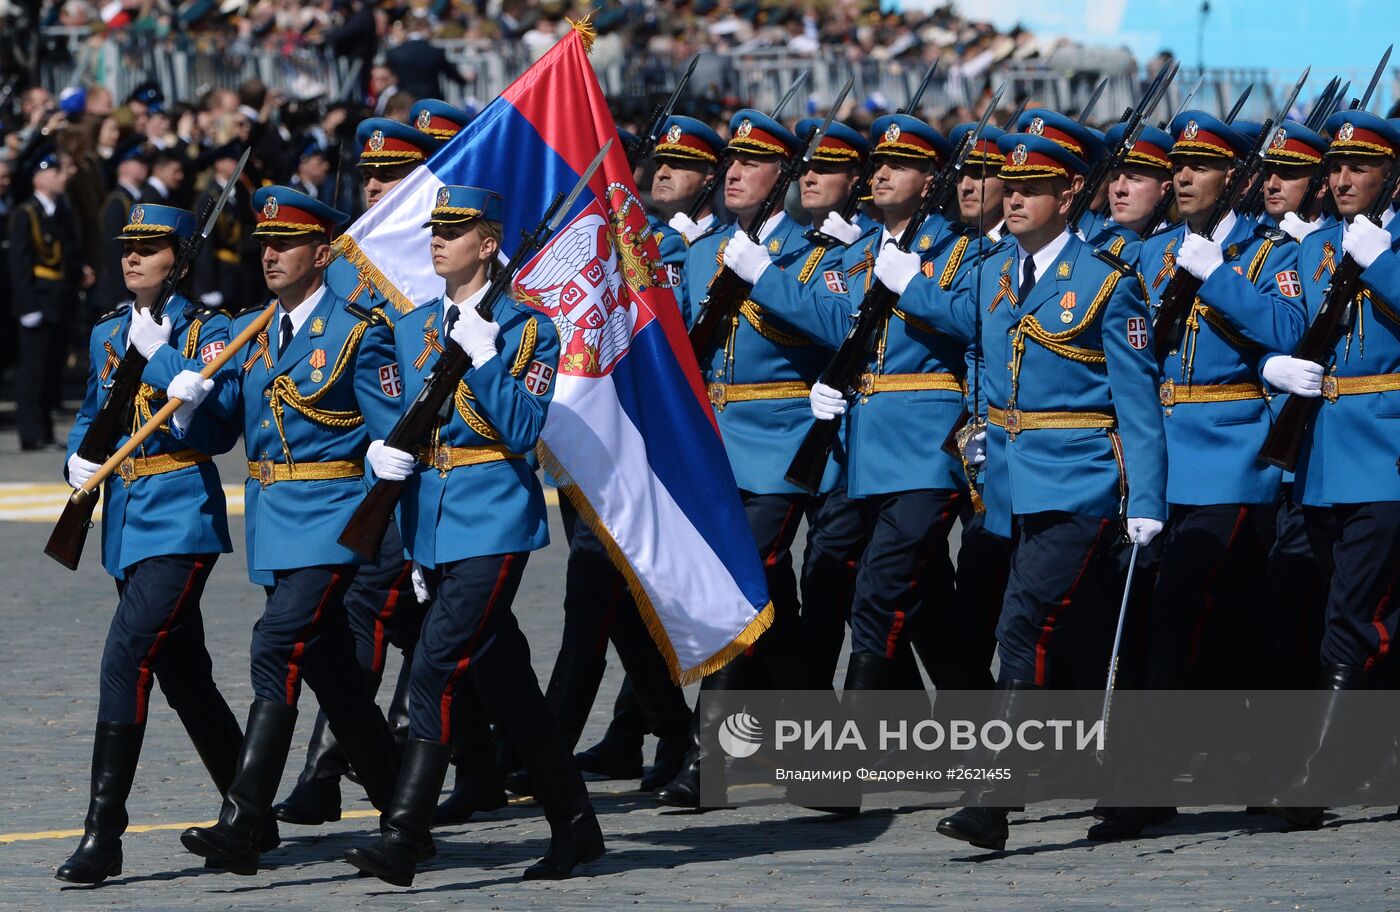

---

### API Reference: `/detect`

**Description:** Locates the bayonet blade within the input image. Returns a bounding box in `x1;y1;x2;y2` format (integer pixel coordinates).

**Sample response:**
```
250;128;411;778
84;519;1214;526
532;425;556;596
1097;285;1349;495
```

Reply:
1260;67;1310;156
803;76;854;163
770;70;809;121
957;84;1006;170
1078;76;1110;125
200;147;251;239
1224;82;1253;124
550;139;612;232
1359;44;1392;111
902;58;940;116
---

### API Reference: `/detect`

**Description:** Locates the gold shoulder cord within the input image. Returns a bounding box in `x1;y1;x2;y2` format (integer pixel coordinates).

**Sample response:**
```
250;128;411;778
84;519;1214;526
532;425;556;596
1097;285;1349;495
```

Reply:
1006;270;1118;412
1180;237;1275;383
445;317;540;445
268;322;370;465
26;205;63;270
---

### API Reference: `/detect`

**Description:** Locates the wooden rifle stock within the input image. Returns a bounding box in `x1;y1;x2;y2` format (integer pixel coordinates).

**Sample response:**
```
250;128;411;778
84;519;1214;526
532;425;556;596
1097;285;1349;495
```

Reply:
687;265;749;361
1152;270;1204;361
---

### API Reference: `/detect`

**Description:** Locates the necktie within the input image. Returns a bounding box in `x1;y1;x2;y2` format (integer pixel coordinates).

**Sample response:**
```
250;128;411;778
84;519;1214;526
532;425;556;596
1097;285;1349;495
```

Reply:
1019;255;1037;305
444;304;460;340
279;314;293;357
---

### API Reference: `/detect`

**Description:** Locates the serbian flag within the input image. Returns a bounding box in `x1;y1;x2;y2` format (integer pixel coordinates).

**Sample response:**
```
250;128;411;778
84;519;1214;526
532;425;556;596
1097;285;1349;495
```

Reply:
335;20;771;683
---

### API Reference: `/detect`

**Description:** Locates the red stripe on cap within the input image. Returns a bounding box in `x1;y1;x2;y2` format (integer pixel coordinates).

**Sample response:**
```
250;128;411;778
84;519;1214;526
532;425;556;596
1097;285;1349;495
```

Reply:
656;132;719;161
258;204;333;233
1037;125;1084;157
361;135;428;158
729;126;794;156
1172;129;1235;157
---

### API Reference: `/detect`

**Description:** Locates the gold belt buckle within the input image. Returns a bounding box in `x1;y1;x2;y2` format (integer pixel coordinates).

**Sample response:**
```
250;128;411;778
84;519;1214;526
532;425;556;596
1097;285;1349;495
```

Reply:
435;446;452;477
118;457;137;485
1321;374;1339;404
258;459;275;487
707;382;727;411
1159;378;1176;410
858;373;876;396
1004;408;1022;440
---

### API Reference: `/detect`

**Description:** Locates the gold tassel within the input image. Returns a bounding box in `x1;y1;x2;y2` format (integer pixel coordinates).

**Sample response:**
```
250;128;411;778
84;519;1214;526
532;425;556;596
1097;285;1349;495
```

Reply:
535;440;774;685
565;11;597;53
331;237;417;314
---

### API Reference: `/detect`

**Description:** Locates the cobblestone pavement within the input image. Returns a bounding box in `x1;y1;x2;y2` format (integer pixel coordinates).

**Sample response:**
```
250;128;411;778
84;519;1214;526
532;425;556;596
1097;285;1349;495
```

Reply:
1;422;1397;910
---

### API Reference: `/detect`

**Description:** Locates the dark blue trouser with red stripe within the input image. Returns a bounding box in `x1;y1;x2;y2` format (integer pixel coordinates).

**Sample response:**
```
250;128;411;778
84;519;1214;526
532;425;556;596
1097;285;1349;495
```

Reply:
411;553;591;818
996;512;1129;688
1304;501;1400;672
99;553;236;730
1143;503;1277;690
849;489;963;662
250;566;382;726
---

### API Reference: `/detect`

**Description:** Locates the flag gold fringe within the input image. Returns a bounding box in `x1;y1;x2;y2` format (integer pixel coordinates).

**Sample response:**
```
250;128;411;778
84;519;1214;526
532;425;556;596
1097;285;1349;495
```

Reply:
332;236;418;315
535;440;773;686
565;11;597;53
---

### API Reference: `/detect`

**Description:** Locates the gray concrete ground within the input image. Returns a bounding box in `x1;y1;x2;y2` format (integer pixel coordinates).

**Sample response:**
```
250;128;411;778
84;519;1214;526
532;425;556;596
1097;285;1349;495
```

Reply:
1;419;1397;910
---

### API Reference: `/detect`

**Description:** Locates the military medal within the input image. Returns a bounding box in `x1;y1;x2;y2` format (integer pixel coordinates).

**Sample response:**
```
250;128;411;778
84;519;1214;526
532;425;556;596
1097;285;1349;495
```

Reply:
310;348;326;383
1059;290;1077;323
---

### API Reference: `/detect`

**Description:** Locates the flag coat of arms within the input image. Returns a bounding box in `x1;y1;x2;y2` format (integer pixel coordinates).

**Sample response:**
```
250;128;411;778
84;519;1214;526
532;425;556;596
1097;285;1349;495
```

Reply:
335;21;771;682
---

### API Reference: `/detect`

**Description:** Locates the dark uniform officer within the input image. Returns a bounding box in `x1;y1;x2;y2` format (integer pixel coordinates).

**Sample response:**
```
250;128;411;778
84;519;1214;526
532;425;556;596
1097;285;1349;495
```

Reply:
900;132;1167;849
1261;112;1400;828
8;146;84;450
93;135;151;313
193;142;258;315
274;117;446;827
179;186;403;875
342;186;603;886
55;204;250;884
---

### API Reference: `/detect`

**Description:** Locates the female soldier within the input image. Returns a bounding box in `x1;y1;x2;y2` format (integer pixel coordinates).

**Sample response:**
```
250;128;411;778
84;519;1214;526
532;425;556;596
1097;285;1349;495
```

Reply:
57;203;251;884
342;185;604;887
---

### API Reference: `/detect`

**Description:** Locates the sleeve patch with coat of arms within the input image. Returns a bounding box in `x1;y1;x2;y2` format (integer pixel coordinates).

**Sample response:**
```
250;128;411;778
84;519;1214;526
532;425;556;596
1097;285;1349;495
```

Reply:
1126;316;1150;350
1275;270;1302;298
524;360;555;395
379;363;403;397
823;270;848;294
200;341;226;364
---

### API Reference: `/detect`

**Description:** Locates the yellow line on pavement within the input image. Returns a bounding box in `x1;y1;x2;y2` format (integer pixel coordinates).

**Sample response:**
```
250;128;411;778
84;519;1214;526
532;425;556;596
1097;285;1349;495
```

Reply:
0;796;543;844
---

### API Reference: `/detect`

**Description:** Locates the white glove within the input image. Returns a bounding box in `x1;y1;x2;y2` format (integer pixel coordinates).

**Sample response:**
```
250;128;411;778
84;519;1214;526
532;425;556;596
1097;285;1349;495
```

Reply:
127;307;173;359
1126;517;1163;546
448;305;499;365
1342;216;1392;269
66;453;100;490
366;439;416;481
168;370;214;430
668;212;704;243
1261;355;1324;397
819;212;863;246
962;428;986;466
809;381;847;421
1177;233;1224;281
411;563;431;603
1279;211;1320;243
18;310;43;329
722;231;772;284
873;244;921;296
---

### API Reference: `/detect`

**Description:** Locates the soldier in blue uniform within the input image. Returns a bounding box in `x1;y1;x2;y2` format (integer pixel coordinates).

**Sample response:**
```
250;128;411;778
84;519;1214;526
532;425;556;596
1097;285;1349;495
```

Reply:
725;113;976;700
1013;109;1107;240
341;186;603;886
655;110;846;809
1096;122;1174;256
893;132;1166;849
1091;111;1306;840
1259;120;1331;237
55;204;250;884
272;115;471;828
1257;111;1400;828
660;114;725;244
952;122;1007;241
561;116;724;790
179;187;404;875
408;98;474;141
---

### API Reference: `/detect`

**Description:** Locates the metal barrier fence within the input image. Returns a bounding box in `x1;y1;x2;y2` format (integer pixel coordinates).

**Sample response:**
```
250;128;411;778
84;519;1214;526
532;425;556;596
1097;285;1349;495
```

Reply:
30;29;1400;126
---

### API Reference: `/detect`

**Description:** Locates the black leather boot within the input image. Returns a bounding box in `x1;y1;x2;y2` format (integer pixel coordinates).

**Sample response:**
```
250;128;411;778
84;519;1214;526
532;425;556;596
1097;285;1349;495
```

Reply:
522;804;605;880
935;679;1038;851
386;659;413;750
344;739;452;887
640;737;686;792
575;678;646;780
653;656;755;809
181;700;297;875
1086;806;1178;840
1269;663;1367;829
508;646;608;794
272;712;343;825
433;744;507;826
56;722;145;884
328;709;401;813
182;707;281;863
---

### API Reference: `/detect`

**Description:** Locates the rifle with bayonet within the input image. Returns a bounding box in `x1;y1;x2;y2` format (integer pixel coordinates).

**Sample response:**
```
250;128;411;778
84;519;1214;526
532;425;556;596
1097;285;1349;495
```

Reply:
1299;47;1390;221
1239;74;1345;219
687;77;853;361
1152;69;1310;362
1066;61;1178;230
45;147;252;571
1139;74;1224;237
686;71;808;222
628;54;701;170
806;61;939;247
1258;156;1400;470
338;141;612;561
785;85;1005;494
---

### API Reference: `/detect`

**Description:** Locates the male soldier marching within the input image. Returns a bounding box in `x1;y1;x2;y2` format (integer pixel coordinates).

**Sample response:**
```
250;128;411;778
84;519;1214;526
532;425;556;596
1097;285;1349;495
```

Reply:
179;186;404;874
